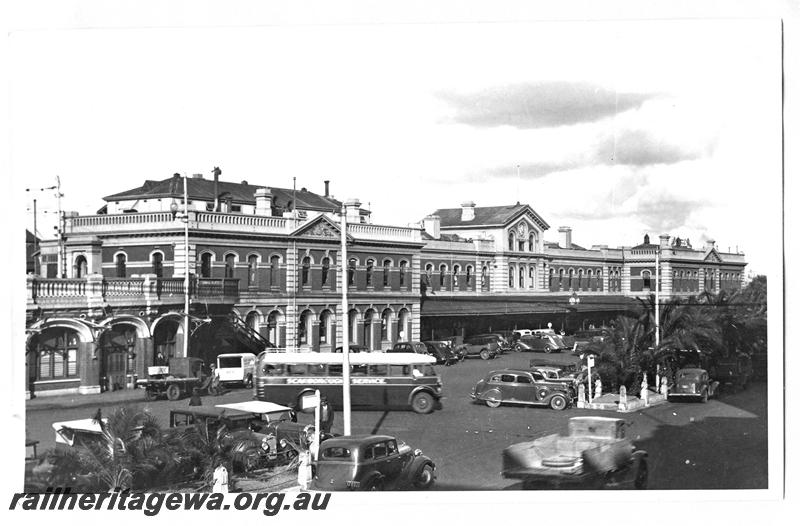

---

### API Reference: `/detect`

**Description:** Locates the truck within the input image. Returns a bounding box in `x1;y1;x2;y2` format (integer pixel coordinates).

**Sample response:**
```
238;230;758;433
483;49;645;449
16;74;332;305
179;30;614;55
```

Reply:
710;353;753;392
136;357;218;401
502;416;648;489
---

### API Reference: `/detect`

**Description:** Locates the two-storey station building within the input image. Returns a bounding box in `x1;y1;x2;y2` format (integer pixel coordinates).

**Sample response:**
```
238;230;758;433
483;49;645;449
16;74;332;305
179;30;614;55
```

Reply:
25;172;747;397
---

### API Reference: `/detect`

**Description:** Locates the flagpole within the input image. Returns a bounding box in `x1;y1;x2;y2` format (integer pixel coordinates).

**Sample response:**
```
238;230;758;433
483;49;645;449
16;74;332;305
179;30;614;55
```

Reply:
340;205;352;435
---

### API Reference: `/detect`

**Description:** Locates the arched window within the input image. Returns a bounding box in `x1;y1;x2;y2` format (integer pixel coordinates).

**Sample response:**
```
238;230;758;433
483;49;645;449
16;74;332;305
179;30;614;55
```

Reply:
596;269;603;290
568;269;575;289
439;264;447;287
519;266;525;288
366;259;375;287
321;257;330;287
509;266;515;288
425;263;434;287
200;253;213;278
243;255;256;287
558;268;565;289
549;268;555;289
399;261;408;287
224;254;236;278
74;255;88;278
381;309;392;341
383;259;391;287
642;270;652;289
298;310;313;346
528;232;536;252
267;311;282;347
115;253;127;278
269;256;280;287
578;269;584;290
508;233;516;251
466;265;473;286
398;309;410;342
481;265;487;288
348;309;358;342
319;310;332;345
36;328;79;380
529;266;536;288
453;264;460;288
151;252;163;277
301;256;311;287
364;309;377;350
348;258;357;286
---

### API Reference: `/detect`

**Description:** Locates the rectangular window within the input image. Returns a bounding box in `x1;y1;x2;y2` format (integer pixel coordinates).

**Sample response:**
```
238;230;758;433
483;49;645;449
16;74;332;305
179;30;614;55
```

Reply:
390;365;410;376
329;364;343;377
369;364;388;376
308;364;327;376
287;364;307;376
352;365;368;376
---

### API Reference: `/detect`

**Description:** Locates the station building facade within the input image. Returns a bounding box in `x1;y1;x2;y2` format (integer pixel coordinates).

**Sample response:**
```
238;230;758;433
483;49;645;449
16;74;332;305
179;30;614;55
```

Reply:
25;173;747;397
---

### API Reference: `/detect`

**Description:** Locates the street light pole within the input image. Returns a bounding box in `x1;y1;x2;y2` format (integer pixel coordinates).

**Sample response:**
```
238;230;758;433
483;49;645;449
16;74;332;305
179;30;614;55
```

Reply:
182;174;190;359
655;247;660;350
340;205;352;435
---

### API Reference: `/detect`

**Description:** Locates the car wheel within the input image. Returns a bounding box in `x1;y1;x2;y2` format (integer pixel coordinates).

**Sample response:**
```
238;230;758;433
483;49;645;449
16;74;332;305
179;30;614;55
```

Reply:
480;349;491;360
413;465;435;489
485;396;502;408
411;392;435;414
549;395;567;411
634;460;648;489
166;384;182;401
544;346;552;354
144;388;158;401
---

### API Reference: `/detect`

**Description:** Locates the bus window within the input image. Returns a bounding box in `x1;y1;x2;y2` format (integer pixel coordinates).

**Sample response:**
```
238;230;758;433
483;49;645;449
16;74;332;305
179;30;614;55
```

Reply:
420;365;437;377
329;364;343;377
264;364;284;376
369;364;388;376
308;363;327;376
287;364;307;376
352;365;368;376
390;365;411;376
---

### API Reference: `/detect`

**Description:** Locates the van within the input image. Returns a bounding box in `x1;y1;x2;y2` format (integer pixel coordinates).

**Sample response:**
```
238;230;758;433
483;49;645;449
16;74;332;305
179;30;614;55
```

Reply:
216;353;257;388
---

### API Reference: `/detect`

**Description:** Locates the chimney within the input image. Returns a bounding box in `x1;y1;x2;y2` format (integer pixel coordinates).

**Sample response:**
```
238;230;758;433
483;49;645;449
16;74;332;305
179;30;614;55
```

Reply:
461;201;476;221
659;234;670;249
324;180;330;197
255;187;273;216
423;215;441;239
558;226;572;249
344;198;362;223
704;238;716;252
212;166;221;212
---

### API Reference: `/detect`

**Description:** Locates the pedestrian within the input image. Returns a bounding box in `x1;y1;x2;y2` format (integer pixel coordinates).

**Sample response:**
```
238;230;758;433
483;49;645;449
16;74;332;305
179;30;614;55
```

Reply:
319;396;335;436
189;388;202;406
212;464;229;493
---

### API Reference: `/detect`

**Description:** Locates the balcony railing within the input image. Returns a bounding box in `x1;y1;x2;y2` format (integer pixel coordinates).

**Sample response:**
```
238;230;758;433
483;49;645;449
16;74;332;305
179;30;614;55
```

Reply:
28;276;240;308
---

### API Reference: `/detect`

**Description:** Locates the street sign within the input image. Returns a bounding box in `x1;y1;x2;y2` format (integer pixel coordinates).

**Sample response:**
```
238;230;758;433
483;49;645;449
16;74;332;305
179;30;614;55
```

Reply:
299;391;320;412
587;355;596;367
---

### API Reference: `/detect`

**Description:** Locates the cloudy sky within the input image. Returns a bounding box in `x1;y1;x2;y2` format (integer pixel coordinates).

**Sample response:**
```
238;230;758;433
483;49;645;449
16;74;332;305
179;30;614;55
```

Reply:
9;17;782;275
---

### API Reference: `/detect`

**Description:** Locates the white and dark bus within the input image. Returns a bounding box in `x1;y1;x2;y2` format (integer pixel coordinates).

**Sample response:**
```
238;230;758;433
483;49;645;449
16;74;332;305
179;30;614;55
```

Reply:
254;352;443;414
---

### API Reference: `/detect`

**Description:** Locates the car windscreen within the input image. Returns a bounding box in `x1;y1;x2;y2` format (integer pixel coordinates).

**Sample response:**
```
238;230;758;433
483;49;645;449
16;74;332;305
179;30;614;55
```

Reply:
417;365;437;377
677;371;701;380
218;357;242;368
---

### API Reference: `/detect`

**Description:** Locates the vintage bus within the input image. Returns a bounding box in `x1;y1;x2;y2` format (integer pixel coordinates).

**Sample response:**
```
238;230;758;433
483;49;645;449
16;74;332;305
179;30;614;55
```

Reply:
254;352;443;414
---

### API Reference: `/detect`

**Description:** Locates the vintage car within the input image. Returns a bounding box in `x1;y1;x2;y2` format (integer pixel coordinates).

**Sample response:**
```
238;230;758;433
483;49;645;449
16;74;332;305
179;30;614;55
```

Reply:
169;405;315;468
311;434;435;491
668;368;719;402
215;353;257;388
710;354;753;392
52;418;109;448
334;344;371;353
137;357;216;401
388;341;430;354
469;333;513;353
503;416;648;489
471;369;575;410
514;333;568;353
422;340;460;365
458;335;500;360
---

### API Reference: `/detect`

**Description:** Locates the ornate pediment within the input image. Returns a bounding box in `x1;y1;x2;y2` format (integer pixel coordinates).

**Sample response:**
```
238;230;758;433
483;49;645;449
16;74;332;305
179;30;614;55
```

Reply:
291;215;350;241
704;249;722;263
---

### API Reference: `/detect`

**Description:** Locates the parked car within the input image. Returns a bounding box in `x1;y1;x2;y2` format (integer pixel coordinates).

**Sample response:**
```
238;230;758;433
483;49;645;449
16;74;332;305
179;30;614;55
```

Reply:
469;333;513;353
388;341;429;354
668;368;719;403
458;335;499;360
334;344;371;353
169;405;316;468
215;353;256;388
471;369;575;410
311;434;436;491
422;341;459;365
710;353;753;392
514;333;568;353
503;416;648;489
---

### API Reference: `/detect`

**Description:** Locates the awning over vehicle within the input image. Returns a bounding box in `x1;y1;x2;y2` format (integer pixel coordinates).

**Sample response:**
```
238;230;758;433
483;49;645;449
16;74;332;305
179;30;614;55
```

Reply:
420;295;638;317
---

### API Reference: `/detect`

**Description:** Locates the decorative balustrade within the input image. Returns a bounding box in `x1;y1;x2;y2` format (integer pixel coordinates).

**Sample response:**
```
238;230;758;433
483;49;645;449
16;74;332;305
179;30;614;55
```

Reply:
194;212;288;229
348;223;420;242
31;279;87;298
28;276;240;308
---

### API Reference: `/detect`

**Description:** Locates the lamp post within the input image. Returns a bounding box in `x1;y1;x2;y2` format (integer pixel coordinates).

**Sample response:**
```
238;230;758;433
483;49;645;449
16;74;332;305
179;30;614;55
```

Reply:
340;205;352;435
170;174;190;359
654;246;660;350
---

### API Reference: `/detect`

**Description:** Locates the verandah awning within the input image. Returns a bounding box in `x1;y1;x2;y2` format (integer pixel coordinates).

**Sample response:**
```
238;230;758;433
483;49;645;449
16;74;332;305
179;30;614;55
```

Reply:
420;295;638;317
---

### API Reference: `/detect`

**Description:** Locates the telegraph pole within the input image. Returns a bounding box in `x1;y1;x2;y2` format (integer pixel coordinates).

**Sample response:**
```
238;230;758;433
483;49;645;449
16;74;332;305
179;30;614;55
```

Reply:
340;205;352;435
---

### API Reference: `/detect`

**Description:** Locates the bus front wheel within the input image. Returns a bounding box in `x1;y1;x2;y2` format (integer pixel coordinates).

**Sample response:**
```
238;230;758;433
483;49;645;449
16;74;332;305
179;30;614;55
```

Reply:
411;392;435;414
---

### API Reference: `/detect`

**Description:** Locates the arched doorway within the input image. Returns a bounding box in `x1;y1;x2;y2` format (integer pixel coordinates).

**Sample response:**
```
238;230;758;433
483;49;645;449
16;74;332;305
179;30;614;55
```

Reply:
398;308;410;342
153;318;181;365
100;324;138;391
267;310;284;348
74;255;88;278
363;309;377;350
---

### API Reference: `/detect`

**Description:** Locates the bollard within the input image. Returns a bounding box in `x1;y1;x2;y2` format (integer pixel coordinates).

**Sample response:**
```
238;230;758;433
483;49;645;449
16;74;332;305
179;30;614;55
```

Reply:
578;383;586;407
595;379;602;400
